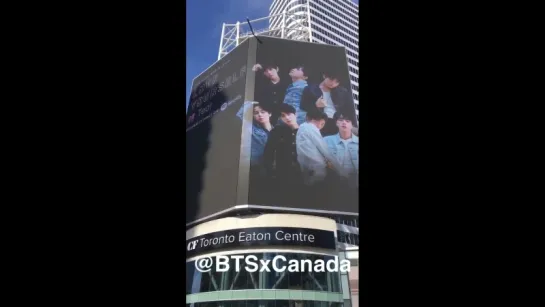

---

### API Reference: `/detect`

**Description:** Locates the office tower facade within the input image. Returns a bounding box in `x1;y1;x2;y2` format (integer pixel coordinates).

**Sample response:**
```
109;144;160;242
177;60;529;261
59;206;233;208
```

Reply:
219;0;360;121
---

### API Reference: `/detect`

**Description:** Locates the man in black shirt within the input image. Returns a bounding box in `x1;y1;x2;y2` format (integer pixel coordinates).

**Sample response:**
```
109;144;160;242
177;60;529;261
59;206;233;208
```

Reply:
263;104;303;206
300;67;357;137
253;62;291;124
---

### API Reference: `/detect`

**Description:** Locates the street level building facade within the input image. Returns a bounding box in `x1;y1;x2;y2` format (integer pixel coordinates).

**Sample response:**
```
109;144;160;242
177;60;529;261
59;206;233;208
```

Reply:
187;213;358;307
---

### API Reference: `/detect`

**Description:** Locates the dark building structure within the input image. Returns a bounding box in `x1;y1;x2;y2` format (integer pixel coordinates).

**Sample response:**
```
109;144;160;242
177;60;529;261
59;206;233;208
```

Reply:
186;37;360;307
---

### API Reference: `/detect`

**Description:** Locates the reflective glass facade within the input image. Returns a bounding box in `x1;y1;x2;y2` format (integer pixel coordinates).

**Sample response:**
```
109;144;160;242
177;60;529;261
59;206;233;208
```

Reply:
187;252;342;294
186;301;343;307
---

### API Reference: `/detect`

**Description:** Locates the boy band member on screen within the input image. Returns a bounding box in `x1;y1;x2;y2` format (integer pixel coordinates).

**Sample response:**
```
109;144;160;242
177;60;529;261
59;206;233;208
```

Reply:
263;104;303;205
282;65;309;126
237;102;274;204
301;67;356;137
236;102;273;170
324;111;359;190
252;62;290;124
296;110;347;187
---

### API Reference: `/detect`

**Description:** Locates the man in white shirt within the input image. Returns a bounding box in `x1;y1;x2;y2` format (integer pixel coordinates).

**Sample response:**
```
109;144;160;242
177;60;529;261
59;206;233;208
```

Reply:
296;110;347;186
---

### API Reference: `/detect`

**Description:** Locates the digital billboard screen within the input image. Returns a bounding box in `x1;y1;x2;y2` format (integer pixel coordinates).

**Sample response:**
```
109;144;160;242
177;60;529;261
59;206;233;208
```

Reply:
246;37;359;213
186;37;360;225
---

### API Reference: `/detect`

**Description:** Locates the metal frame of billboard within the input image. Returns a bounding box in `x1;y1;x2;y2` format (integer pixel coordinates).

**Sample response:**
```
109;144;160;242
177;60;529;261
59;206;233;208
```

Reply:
218;3;313;61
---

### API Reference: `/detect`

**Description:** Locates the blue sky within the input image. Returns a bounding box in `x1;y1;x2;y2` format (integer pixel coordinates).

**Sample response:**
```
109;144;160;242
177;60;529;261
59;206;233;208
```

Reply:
186;0;359;108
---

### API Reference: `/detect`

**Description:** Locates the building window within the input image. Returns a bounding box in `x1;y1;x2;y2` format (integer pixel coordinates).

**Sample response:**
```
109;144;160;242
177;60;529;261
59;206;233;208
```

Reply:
315;0;359;29
310;10;359;50
337;231;360;246
319;0;359;21
310;3;359;36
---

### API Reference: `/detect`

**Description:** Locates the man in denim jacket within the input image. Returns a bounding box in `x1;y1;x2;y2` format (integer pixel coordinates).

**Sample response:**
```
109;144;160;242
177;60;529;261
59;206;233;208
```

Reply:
324;111;359;190
281;65;309;125
236;102;274;204
297;110;347;186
